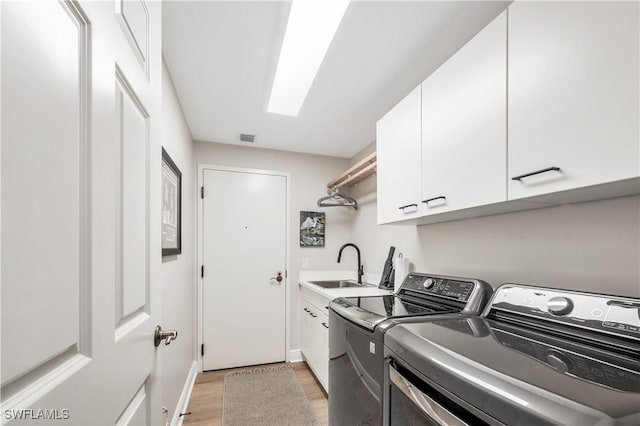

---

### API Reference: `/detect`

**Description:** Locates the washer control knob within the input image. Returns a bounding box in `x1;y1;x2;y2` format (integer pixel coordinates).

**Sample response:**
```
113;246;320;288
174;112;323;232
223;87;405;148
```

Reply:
547;297;574;316
423;278;436;289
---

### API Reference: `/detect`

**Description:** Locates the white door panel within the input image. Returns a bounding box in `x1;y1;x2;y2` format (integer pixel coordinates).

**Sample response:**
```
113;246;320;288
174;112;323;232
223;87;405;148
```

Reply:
1;0;85;386
202;169;287;370
1;1;163;424
115;383;148;426
117;69;150;324
117;0;149;67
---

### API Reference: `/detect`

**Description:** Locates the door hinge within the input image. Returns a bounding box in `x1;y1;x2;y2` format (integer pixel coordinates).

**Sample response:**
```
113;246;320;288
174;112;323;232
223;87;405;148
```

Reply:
201;186;205;199
285;270;288;278
201;265;204;278
201;344;204;356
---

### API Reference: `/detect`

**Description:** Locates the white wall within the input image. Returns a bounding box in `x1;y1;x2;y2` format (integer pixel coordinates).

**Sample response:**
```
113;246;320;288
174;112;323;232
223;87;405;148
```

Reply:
161;60;196;419
194;142;354;350
349;142;640;298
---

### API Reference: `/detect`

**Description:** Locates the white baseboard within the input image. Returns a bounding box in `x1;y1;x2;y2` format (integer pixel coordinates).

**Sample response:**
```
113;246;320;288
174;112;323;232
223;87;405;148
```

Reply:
288;349;303;363
171;361;198;426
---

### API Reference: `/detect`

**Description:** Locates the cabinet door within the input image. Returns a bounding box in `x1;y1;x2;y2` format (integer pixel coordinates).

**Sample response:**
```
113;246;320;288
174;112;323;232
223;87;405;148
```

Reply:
316;314;329;390
376;86;422;224
300;301;313;363
508;2;639;199
300;300;329;390
421;11;507;214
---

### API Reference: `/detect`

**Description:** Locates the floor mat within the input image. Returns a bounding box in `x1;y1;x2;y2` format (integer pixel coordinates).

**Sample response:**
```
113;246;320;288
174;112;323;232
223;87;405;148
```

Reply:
222;364;320;426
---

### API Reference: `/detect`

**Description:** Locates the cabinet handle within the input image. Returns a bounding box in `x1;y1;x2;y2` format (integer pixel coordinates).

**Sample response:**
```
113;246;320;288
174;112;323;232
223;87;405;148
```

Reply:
398;204;417;210
512;167;561;181
310;312;317;318
303;308;310;313
422;196;446;205
321;322;329;329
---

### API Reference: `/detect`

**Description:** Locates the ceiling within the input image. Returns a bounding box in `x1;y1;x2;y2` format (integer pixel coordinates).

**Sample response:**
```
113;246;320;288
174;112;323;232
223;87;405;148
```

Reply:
162;1;508;159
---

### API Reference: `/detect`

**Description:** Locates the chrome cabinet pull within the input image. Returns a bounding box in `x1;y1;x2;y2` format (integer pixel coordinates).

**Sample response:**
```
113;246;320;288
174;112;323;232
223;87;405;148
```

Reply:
512;166;561;181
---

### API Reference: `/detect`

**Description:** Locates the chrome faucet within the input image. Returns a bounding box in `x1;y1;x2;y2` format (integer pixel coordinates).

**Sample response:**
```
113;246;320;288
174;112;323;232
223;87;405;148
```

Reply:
337;243;364;284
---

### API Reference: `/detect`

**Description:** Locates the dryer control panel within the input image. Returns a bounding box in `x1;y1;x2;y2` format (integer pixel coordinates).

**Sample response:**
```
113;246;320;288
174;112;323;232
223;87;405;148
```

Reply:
490;284;640;341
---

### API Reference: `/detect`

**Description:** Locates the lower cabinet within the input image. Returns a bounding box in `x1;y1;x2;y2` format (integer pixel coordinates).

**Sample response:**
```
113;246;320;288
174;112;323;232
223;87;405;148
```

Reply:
300;298;329;391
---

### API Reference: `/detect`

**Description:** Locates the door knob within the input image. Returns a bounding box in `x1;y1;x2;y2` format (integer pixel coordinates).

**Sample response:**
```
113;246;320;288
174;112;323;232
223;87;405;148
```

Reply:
154;325;178;347
270;271;283;283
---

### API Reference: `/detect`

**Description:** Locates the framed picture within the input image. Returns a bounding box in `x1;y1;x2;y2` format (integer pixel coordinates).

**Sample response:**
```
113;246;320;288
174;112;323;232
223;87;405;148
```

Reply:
162;147;182;256
300;211;325;247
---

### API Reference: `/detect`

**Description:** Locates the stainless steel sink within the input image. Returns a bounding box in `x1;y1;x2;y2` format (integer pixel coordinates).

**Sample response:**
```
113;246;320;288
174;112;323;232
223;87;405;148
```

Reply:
310;280;368;289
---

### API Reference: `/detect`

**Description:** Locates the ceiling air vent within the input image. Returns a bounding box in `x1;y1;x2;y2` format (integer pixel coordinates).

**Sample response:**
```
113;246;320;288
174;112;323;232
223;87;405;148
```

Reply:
240;133;255;143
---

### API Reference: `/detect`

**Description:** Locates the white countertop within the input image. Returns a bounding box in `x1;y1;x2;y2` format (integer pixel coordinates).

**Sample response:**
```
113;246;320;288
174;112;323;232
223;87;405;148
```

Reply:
299;270;394;300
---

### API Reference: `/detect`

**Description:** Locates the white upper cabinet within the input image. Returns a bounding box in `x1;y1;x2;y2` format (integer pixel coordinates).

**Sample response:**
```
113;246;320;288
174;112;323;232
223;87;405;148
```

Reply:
376;2;639;225
508;1;640;200
421;11;507;214
377;85;422;224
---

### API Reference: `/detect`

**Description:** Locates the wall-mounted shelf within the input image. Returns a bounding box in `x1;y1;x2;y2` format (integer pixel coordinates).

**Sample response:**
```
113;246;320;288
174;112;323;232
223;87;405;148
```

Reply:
327;152;377;194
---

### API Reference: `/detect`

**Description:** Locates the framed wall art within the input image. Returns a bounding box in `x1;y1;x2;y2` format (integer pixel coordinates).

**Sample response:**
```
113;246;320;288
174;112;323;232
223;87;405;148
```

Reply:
300;211;325;247
161;147;182;256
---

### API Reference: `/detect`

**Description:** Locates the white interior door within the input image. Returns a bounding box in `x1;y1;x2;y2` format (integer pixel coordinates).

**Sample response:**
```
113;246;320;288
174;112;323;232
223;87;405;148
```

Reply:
202;168;287;371
1;1;164;424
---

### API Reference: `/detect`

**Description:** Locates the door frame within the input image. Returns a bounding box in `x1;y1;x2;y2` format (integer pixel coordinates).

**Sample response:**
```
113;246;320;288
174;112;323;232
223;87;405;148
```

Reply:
196;164;291;372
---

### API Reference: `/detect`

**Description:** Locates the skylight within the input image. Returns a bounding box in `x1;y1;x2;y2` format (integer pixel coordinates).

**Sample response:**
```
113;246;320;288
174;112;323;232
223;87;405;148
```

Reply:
267;0;350;117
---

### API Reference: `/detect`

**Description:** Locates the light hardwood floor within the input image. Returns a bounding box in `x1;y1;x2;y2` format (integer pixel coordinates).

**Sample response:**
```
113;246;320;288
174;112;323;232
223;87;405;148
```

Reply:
182;361;328;426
